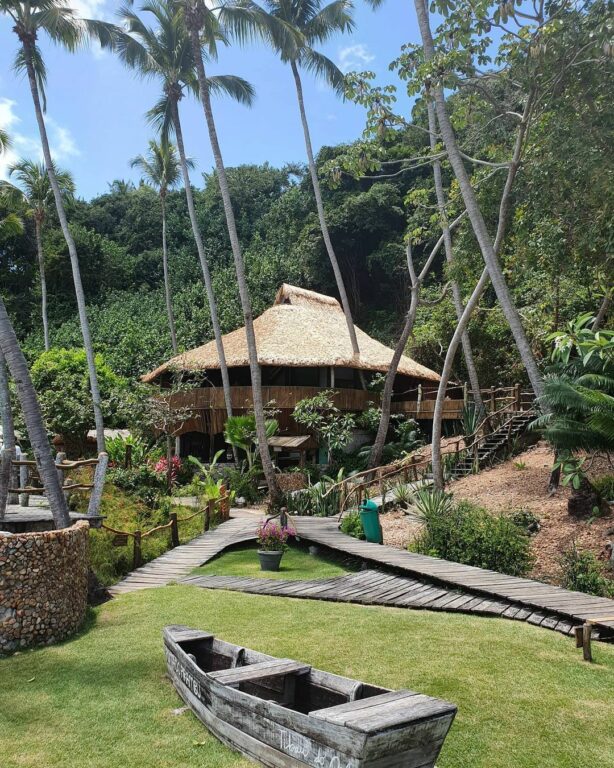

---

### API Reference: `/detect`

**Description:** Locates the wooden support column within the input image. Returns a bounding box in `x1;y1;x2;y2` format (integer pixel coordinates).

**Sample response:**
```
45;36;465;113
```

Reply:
514;383;521;411
574;624;593;662
490;386;496;413
133;530;142;569
170;512;179;548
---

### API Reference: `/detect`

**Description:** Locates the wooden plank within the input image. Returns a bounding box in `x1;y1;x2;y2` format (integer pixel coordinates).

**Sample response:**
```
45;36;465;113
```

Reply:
209;660;311;685
312;691;417;720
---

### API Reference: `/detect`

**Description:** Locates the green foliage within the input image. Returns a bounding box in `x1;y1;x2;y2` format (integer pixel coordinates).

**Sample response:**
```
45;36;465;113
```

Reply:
104;434;151;467
410;499;534;577
340;511;365;540
293;390;356;460
591;474;614;501
560;544;614;599
224;414;278;470
107;464;166;509
283;468;346;517
186;451;225;501
412;487;453;518
216;465;262;504
29;348;127;453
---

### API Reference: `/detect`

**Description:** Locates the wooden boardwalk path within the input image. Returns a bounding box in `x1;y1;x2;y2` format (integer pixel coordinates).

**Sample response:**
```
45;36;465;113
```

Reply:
109;516;256;595
183;570;581;637
293;517;614;640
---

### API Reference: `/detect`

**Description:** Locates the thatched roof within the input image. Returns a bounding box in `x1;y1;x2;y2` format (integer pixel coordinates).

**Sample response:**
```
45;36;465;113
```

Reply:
143;284;440;384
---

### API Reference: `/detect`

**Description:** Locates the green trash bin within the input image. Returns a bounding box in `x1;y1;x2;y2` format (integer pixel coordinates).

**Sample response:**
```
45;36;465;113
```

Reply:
359;499;383;544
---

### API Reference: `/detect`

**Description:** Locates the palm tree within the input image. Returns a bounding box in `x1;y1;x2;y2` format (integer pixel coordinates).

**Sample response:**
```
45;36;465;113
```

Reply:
245;0;362;361
1;0;106;452
0;295;71;527
109;1;248;463
7;159;75;351
0;138;68;524
130;139;190;354
180;0;281;500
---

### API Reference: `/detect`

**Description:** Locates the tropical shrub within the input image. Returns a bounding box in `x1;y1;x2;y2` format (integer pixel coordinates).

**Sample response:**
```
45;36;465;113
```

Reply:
216;465;261;503
293;390;355;462
224;414;278;469
410;500;534;577
29;348;127;456
411;488;453;518
592;474;614;501
560;544;614;598
107;464;166;508
104;434;151;467
340;511;365;540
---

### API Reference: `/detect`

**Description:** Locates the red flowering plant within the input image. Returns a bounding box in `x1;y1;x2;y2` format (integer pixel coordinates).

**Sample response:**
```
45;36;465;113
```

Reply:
256;519;293;552
152;455;182;485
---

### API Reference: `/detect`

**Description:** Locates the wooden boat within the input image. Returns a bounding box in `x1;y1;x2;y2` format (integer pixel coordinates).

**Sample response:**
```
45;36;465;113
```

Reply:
163;625;457;768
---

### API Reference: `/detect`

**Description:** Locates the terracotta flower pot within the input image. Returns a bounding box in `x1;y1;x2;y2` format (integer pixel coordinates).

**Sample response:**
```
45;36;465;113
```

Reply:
258;550;284;571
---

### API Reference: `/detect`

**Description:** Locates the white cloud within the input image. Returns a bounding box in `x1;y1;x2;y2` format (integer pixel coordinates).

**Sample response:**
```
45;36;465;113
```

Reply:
0;98;80;179
338;44;375;74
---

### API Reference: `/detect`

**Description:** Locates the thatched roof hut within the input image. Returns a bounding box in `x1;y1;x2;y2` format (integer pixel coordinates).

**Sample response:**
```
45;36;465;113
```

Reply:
143;284;439;384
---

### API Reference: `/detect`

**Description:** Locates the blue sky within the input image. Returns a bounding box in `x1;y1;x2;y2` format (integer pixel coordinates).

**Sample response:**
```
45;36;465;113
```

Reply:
0;0;420;200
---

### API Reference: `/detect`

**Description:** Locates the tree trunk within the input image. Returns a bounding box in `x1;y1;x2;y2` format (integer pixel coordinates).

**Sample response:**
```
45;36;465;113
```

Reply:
160;195;178;354
169;99;239;465
0;352;18;514
413;0;544;402
35;218;50;352
0;295;70;528
290;61;361;361
428;68;537;488
188;27;279;503
369;268;420;468
426;100;485;416
431;268;490;488
23;42;105;453
593;293;611;330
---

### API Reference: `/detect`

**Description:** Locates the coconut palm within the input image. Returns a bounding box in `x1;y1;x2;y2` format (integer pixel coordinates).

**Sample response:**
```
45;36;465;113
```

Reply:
180;0;281;500
7;159;75;351
0;295;71;527
1;0;106;452
241;0;361;360
109;1;250;462
0;140;68;524
130;139;190;354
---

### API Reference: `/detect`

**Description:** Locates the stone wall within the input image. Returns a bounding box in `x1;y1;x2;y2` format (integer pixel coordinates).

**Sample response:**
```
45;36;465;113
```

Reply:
0;521;89;655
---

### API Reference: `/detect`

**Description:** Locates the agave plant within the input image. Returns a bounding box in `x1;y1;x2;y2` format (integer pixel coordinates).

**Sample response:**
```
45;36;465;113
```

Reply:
411;488;453;519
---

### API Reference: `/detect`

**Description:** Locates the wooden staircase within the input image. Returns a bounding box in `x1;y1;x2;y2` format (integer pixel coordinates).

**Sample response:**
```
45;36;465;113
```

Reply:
448;410;535;480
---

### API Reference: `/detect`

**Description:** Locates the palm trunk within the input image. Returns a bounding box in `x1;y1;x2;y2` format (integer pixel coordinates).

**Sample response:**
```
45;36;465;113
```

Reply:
187;28;279;502
22;41;105;453
413;0;544;403
0;352;18;513
35;218;50;351
426;101;485;416
169;98;238;464
160;195;178;354
0;296;70;528
290;61;361;362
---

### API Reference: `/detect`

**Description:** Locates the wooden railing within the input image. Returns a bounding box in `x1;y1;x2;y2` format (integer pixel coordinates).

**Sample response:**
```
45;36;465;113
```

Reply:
100;491;230;569
9;452;109;517
327;393;536;518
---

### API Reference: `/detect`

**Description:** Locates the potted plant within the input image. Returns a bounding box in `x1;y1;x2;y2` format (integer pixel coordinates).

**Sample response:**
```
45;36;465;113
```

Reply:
256;519;291;571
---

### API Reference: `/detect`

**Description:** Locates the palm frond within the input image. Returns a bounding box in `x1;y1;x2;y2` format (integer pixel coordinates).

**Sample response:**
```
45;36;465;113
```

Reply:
0;212;25;239
299;47;344;92
303;0;354;44
33;6;84;50
207;74;255;106
13;44;48;112
0;129;11;153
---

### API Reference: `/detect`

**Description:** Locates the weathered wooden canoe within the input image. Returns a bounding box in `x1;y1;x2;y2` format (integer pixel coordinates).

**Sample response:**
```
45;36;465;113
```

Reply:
163;625;457;768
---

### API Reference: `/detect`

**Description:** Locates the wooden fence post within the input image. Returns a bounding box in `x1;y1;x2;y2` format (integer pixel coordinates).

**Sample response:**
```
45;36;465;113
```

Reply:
133;530;142;569
490;386;496;413
55;452;66;500
205;499;214;532
463;381;468;407
574;624;593;662
170;512;179;548
514;383;521;411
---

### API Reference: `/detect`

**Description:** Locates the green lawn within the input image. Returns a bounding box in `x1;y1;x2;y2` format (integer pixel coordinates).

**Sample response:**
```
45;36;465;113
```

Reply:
1;587;613;768
191;543;352;579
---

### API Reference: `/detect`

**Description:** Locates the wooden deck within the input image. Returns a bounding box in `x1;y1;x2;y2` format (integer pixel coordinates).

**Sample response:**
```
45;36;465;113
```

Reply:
108;515;257;595
292;517;614;639
182;570;582;637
